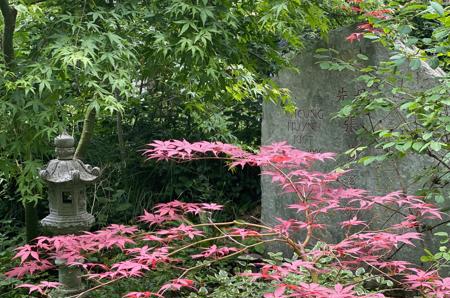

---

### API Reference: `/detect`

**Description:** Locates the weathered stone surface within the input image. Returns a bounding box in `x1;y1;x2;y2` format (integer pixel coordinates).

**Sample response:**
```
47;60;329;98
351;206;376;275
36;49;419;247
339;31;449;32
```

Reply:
261;26;448;263
50;259;85;298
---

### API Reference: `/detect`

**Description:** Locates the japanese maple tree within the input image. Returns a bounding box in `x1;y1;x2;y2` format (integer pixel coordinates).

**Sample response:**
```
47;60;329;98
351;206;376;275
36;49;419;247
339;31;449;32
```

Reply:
5;140;449;298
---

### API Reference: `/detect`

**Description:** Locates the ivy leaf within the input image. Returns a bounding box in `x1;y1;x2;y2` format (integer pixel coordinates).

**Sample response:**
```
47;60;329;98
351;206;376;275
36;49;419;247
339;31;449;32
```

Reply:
428;56;440;69
412;142;425;152
409;58;421;70
357;54;368;60
430;2;444;15
423;132;433;140
430;141;442;152
398;25;412;35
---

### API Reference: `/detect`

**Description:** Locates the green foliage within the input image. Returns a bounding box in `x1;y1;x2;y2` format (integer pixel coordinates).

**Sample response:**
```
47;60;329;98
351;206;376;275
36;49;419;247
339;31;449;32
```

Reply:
12;0;344;226
187;269;273;298
0;0;343;220
86;250;392;298
133;0;345;113
185;250;393;298
0;1;137;218
313;2;450;273
0;222;40;298
421;226;450;273
85;97;263;225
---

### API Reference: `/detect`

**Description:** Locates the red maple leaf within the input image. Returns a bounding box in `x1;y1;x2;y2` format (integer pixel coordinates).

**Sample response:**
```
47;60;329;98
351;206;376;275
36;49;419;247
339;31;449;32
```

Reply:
346;33;363;42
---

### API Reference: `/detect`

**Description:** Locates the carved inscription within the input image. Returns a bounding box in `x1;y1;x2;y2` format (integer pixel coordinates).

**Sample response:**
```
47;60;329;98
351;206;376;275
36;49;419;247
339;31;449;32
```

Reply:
284;86;365;152
286;105;324;152
344;116;358;133
287;106;324;133
337;87;366;102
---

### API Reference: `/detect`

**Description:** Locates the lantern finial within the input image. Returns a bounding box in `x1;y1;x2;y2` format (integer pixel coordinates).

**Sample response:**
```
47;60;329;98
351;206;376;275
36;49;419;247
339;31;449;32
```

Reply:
54;132;75;160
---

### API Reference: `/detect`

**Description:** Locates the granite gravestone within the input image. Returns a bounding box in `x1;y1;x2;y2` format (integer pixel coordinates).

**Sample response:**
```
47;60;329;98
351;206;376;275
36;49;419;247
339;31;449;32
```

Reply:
261;26;448;262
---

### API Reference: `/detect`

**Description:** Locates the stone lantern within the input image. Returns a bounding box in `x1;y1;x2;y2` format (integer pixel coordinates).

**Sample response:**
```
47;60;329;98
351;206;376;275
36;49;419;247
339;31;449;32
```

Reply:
39;133;100;297
39;133;99;235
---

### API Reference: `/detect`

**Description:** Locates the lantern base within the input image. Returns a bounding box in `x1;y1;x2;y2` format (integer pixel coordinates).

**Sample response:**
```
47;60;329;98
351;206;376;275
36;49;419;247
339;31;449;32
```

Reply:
50;286;86;298
50;259;86;298
41;212;95;234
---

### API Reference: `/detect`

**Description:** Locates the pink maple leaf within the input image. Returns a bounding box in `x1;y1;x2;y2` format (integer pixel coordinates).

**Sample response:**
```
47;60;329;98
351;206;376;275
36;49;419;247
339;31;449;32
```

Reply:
110;261;150;278
106;224;138;235
200;203;223;211
142;234;166;243
13;245;40;264
159;278;196;293
17;281;61;295
340;216;367;228
191;245;238;259
138;210;178;226
241;264;285;281
157;224;203;240
327;283;355;298
264;285;286;298
228;228;261;239
124;292;163;298
404;269;439;289
6;260;53;278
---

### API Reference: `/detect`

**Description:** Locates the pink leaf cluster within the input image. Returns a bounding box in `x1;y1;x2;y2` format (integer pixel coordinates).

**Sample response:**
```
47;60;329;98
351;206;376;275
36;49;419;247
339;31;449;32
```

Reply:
191;244;238;259
138;200;222;226
16;281;61;295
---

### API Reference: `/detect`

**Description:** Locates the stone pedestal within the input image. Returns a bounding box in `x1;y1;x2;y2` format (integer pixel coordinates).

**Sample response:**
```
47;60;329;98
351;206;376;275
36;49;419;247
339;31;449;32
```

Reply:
50;259;85;298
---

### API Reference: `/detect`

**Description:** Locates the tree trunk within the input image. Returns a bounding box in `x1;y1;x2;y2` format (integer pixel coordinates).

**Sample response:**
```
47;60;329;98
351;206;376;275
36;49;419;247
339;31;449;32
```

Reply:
0;0;17;67
24;201;39;242
0;1;41;242
75;107;96;160
116;111;126;163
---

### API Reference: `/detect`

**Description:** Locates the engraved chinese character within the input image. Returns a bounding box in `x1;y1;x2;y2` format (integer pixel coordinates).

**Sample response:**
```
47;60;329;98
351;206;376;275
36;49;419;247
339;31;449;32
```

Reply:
354;88;366;97
336;87;348;101
344;116;357;133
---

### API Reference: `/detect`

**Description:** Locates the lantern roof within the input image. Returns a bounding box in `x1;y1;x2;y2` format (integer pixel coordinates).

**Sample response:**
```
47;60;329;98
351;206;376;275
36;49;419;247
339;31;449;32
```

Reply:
39;133;100;183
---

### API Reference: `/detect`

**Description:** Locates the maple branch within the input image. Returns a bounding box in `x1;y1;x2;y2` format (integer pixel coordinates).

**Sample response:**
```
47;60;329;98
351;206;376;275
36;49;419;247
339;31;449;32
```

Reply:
207;218;247;248
386;243;406;261
167;232;277;257
176;239;280;280
266;161;318;249
423;219;450;232
426;149;450;172
74;106;96;160
191;220;272;231
70;277;124;298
